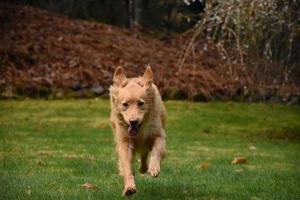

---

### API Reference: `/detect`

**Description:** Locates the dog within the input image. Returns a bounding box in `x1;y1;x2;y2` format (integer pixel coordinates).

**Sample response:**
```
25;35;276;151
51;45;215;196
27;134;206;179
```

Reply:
109;66;166;196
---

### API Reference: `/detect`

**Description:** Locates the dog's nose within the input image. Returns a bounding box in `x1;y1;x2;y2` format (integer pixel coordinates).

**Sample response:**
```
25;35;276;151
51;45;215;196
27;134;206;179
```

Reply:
129;120;139;126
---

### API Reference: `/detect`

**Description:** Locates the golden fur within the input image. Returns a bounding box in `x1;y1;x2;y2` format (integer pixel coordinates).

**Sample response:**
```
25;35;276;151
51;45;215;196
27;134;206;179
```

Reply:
109;66;166;196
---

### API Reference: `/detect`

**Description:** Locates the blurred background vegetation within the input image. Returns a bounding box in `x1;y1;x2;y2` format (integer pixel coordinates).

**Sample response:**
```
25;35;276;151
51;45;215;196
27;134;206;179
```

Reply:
179;0;300;87
11;0;204;31
1;0;299;103
11;0;300;69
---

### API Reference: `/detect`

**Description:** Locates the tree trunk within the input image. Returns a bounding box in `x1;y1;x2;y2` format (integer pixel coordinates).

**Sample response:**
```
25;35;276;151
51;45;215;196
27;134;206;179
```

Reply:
125;0;135;27
134;0;142;26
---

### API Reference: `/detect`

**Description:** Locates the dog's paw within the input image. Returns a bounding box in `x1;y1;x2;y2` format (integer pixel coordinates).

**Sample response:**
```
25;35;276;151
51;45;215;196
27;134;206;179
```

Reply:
123;185;136;196
148;165;160;177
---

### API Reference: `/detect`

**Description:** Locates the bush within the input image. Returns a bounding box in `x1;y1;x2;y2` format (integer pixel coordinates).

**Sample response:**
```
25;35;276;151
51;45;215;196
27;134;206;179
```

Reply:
181;0;300;88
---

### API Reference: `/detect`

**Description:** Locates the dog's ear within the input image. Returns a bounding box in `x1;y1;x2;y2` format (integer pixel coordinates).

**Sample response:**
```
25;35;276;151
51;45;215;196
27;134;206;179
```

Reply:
113;66;127;86
142;65;153;88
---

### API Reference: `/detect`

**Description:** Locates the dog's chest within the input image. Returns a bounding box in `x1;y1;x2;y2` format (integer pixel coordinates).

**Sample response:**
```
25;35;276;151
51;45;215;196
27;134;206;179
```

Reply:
129;122;159;152
129;133;152;153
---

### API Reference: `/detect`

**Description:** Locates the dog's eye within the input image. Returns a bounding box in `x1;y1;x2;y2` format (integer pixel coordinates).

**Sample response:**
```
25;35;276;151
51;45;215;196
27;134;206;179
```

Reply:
122;102;128;107
138;101;144;106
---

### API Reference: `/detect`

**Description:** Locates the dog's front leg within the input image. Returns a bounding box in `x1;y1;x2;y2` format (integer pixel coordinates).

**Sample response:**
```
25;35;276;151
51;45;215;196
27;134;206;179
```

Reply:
118;142;136;196
148;134;166;177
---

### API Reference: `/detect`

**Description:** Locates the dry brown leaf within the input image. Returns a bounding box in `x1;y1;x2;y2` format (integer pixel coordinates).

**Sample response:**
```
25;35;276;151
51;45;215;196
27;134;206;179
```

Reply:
201;162;210;169
82;182;100;191
99;122;107;129
231;156;247;164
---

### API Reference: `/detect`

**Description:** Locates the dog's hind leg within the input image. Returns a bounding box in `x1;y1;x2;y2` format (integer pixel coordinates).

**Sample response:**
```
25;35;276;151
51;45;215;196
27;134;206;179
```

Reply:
148;134;166;177
139;153;148;174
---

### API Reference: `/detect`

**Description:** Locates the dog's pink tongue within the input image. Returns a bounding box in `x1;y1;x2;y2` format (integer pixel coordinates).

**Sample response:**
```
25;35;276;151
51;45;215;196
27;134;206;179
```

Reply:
128;126;138;136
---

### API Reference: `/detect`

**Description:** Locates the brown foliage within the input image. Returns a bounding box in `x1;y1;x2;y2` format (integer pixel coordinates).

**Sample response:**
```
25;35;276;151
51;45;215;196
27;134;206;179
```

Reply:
0;2;224;100
231;156;247;164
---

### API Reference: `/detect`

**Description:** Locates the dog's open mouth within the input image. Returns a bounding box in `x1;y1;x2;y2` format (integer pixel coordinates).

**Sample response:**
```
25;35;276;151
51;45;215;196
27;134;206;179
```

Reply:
128;123;141;136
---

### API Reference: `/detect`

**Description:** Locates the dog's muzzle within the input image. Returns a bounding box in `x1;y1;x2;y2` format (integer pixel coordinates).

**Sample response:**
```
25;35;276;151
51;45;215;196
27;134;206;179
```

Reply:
128;120;140;136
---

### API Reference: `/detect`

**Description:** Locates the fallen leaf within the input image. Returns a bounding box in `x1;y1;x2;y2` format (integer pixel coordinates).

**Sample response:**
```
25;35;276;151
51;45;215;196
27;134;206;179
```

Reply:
249;146;257;150
82;182;100;191
234;169;244;173
201;162;210;169
64;154;77;160
37;159;46;166
26;185;31;195
99;122;107;129
231;156;247;164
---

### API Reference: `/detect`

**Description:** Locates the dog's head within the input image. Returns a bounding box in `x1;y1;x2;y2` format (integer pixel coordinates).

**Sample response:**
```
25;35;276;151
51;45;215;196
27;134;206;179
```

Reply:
110;66;154;136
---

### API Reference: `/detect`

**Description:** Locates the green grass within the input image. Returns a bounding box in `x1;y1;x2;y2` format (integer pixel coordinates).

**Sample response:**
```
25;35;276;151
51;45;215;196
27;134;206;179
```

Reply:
0;99;300;200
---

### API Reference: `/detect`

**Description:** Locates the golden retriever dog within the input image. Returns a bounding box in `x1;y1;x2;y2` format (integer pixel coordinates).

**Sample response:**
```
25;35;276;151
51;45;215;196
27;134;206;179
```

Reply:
109;66;166;196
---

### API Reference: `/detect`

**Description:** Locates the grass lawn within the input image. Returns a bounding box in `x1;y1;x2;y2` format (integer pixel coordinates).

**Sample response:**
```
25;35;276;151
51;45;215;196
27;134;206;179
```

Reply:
0;99;300;200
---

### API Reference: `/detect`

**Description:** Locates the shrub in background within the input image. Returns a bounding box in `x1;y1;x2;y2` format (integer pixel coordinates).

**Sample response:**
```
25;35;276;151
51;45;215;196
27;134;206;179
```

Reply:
180;0;300;94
